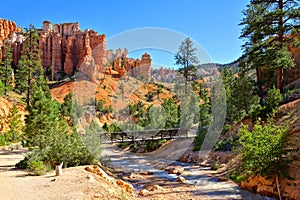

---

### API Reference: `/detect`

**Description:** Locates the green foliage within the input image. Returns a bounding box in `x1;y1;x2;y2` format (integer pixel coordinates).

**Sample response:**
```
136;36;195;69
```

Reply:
156;85;163;99
250;87;283;118
0;80;4;96
211;162;221;170
162;98;179;128
95;100;113;114
145;91;154;102
264;86;283;114
15;156;29;169
61;92;73;118
236;118;294;178
15;25;49;106
0;134;6;146
103;123;121;132
221;68;259;123
24;84;61;148
240;0;300;91
0;42;14;95
5;104;23;142
198;84;211;127
193;127;208;151
175;37;199;93
179;88;199;130
21;84;96;168
145;105;166;130
27;160;51;176
82;121;102;161
126;139;168;153
214;135;238;152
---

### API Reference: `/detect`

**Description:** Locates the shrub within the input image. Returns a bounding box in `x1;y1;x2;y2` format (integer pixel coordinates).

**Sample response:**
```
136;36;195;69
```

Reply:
0;81;4;96
236;118;293;178
193;127;208;151
0;134;6;146
263;86;282;114
28;160;51;176
214;135;238;152
15;157;29;169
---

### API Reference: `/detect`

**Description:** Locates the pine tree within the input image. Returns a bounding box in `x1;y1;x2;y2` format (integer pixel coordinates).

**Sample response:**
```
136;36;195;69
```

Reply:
0;81;4;96
230;72;260;120
15;24;49;106
24;83;60;149
162;98;179;128
240;0;300;92
146;105;166;130
0;42;14;95
175;37;199;94
6;104;23;142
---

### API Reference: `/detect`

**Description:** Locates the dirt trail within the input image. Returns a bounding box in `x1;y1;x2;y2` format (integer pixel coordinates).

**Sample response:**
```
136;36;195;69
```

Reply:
0;148;133;200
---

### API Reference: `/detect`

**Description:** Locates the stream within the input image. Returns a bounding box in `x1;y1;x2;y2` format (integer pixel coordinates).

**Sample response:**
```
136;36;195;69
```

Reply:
102;143;276;200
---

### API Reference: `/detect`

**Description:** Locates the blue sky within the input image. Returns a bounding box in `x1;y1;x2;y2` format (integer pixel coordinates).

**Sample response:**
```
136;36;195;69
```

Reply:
1;0;248;67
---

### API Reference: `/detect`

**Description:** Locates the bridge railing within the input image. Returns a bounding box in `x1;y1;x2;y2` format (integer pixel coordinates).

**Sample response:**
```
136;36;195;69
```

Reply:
99;128;188;144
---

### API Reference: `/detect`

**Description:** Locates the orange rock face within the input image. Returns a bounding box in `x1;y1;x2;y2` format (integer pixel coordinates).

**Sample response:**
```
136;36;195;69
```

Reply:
38;21;107;81
1;19;151;83
109;48;152;80
0;19;22;60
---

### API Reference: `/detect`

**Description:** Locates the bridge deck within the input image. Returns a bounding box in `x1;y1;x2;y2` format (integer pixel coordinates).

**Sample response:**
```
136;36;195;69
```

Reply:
96;128;196;144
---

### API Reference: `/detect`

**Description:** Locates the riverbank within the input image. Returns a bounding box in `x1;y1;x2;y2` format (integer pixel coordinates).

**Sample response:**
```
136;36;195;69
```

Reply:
0;144;275;200
102;143;275;200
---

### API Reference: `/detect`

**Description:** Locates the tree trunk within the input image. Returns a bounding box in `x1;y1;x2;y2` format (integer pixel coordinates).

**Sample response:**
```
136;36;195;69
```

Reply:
276;174;282;200
256;67;263;104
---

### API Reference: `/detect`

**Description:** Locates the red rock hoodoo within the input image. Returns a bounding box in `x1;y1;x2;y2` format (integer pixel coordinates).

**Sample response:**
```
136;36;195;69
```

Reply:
0;19;152;82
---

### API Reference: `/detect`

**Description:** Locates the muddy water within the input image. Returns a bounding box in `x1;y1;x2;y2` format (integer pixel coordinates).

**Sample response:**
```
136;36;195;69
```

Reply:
102;144;276;200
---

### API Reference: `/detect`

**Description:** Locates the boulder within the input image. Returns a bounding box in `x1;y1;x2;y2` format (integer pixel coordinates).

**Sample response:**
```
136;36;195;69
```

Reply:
129;173;144;179
165;166;184;174
116;179;135;193
146;185;163;191
139;170;153;175
138;189;149;196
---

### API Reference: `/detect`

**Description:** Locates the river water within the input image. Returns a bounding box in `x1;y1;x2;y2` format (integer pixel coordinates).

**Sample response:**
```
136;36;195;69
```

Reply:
102;143;276;200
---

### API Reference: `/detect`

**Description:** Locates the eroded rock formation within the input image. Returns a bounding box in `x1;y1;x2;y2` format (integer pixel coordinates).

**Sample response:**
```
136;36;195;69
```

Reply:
0;19;22;61
0;19;152;83
107;48;151;80
38;21;106;81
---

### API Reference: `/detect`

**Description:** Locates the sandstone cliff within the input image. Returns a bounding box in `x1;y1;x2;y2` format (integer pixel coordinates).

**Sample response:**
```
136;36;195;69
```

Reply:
38;21;107;81
0;19;22;62
0;19;152;83
107;48;151;80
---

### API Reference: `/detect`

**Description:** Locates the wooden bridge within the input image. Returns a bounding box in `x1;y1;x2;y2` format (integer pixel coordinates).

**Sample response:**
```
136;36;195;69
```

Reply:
99;128;194;144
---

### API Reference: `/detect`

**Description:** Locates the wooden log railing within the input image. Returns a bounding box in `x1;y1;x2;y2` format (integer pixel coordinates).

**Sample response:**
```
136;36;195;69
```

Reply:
99;128;189;144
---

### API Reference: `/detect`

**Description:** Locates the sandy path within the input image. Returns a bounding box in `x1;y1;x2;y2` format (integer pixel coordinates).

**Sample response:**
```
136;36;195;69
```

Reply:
0;149;129;200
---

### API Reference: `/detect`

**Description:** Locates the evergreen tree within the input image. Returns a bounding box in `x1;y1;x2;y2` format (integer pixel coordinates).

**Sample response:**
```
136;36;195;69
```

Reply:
198;83;211;127
175;37;199;94
0;42;14;95
240;0;300;92
179;89;199;130
0;81;4;96
162;98;179;128
15;25;49;106
61;92;73;118
230;72;260;121
146;105;166;130
24;83;60;149
23;83;95;167
6;104;23;142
